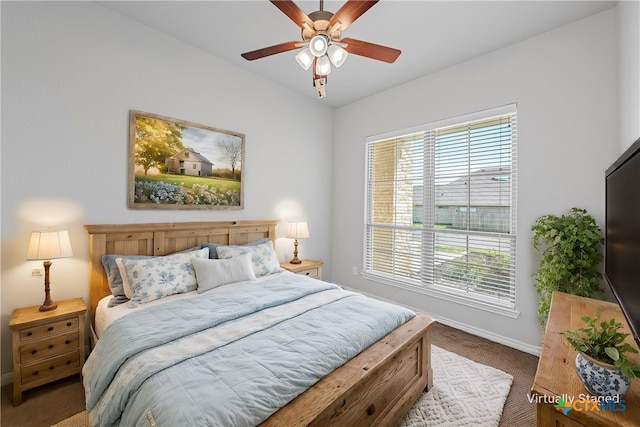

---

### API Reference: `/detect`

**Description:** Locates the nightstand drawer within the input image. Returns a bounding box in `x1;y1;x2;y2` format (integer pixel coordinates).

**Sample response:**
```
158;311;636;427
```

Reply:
20;318;79;342
296;267;320;278
20;331;79;363
20;351;80;385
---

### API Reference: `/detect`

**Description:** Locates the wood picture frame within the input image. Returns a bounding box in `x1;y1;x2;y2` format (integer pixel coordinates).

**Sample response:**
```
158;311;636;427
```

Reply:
128;110;244;210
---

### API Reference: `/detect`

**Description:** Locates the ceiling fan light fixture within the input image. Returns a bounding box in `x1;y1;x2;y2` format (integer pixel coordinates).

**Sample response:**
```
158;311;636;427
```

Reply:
295;48;314;70
327;44;348;67
315;55;332;75
241;0;399;99
309;34;329;57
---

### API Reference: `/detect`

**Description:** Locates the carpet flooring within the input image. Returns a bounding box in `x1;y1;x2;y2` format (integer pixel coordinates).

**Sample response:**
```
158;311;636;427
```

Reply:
0;322;539;427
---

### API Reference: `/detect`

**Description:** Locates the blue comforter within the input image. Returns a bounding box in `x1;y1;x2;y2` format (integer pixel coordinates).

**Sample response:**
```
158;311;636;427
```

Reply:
83;274;415;427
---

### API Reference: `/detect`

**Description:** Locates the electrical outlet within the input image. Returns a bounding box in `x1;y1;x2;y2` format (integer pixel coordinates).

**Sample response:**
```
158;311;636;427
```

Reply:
32;269;43;276
352;266;358;275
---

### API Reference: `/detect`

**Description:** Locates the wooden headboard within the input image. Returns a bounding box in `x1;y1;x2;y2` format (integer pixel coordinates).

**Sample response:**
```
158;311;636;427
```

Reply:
84;220;278;326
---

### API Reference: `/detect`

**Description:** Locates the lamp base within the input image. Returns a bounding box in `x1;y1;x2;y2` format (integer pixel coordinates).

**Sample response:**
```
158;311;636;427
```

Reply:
40;260;57;311
290;239;302;264
39;301;57;312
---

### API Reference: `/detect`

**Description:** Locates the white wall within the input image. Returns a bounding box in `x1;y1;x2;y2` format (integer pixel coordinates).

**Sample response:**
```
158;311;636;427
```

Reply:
330;9;619;353
0;2;333;378
618;0;640;151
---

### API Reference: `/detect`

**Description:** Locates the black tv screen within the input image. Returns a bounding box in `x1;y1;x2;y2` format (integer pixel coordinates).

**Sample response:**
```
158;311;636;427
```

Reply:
605;136;640;348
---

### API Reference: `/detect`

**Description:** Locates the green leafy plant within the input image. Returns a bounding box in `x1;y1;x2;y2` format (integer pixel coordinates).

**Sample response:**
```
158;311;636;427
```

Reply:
564;315;640;378
531;208;604;326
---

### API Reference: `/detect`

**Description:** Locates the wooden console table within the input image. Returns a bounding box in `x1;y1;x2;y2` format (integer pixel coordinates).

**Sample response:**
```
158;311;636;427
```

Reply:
531;291;639;426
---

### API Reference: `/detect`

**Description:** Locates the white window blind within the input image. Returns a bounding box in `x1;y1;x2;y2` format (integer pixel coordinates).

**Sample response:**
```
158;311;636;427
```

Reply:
365;105;517;309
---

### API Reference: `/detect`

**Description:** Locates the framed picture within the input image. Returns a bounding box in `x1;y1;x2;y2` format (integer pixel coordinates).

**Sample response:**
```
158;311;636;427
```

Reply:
128;110;244;210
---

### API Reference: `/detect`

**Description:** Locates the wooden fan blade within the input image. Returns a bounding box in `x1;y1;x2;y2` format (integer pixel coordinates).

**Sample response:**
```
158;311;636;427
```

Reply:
241;41;302;61
329;0;378;31
270;0;313;29
341;37;401;63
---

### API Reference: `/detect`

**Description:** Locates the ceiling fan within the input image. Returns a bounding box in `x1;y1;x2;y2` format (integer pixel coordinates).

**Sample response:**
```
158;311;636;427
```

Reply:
241;0;401;98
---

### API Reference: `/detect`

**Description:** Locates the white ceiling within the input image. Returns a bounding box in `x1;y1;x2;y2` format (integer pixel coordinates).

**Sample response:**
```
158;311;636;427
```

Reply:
97;0;616;108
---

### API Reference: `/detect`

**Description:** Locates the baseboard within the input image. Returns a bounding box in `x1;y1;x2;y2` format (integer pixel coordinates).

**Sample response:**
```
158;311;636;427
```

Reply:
342;285;541;356
1;372;13;387
429;313;541;356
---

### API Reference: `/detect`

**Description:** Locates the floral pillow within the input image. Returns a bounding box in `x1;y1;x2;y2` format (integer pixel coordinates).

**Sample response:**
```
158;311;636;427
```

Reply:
216;240;282;277
119;247;209;308
102;245;201;307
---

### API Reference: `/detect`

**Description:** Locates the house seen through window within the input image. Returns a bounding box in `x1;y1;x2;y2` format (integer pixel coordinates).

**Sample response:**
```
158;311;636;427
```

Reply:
364;105;517;311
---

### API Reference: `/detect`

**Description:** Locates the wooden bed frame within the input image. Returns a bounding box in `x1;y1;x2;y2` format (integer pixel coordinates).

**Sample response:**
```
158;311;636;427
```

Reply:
84;220;434;426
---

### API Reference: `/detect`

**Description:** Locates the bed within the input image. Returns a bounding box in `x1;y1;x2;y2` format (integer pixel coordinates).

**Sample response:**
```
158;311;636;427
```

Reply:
84;220;434;427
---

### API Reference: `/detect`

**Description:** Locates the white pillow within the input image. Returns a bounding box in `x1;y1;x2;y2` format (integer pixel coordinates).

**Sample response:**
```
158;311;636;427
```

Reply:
216;240;282;277
119;247;209;307
192;253;256;293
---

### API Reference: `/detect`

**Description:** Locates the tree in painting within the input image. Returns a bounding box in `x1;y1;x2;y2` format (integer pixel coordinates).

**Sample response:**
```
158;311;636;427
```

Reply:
135;117;187;175
216;134;242;180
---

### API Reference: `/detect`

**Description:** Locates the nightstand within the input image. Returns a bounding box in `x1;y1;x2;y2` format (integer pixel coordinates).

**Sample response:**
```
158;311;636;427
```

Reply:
9;298;86;406
280;259;323;280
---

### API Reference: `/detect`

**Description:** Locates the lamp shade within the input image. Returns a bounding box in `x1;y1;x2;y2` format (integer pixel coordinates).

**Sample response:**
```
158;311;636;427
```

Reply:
315;55;332;76
327;44;348;67
295;48;314;70
27;231;73;260
287;222;310;239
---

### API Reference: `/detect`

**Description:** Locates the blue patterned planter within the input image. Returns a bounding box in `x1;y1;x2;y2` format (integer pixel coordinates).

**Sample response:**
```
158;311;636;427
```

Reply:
575;352;630;398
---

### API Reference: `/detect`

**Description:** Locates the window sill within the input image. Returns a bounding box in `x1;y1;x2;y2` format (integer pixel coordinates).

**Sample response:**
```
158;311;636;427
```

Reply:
362;271;521;319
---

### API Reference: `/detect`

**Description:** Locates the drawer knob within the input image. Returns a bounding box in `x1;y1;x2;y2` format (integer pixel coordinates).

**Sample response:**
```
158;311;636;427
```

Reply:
65;340;71;345
31;350;37;355
49;365;55;370
367;404;376;416
66;322;72;327
48;327;54;332
65;360;71;365
306;272;310;276
48;344;54;349
32;370;39;376
27;332;32;337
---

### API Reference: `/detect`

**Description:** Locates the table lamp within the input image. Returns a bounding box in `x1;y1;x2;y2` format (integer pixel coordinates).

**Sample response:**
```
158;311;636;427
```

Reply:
27;230;73;311
287;222;309;264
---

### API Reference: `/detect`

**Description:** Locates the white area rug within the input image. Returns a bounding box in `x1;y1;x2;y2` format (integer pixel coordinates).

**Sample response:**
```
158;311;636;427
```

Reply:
53;345;512;427
400;345;513;427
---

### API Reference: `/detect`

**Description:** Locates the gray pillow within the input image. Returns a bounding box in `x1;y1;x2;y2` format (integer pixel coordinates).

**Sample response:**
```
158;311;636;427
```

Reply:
200;237;270;259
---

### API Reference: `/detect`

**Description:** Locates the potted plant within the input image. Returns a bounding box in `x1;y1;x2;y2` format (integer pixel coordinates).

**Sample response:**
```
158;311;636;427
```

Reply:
531;208;604;327
564;315;640;397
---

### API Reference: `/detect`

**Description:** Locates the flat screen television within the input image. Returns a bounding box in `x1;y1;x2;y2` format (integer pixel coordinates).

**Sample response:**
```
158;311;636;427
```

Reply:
605;136;640;348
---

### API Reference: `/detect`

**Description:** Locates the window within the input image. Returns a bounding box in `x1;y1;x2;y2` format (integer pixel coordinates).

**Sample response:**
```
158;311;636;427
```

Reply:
364;105;517;314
